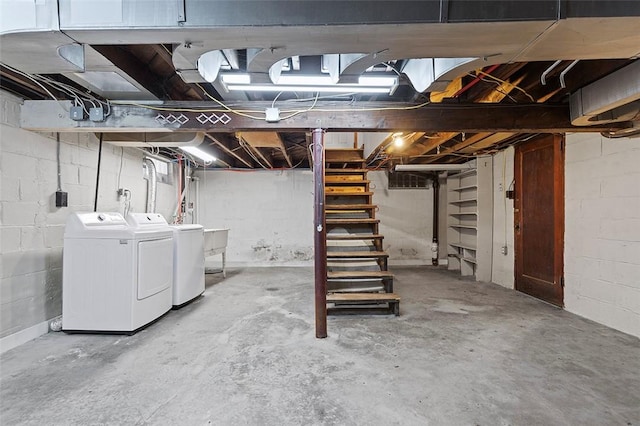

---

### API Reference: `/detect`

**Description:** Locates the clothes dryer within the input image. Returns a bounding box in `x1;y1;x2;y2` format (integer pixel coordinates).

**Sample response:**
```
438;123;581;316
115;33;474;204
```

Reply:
62;212;173;333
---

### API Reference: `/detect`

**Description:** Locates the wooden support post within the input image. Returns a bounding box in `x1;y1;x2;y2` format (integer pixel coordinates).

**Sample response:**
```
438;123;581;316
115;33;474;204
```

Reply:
313;128;327;339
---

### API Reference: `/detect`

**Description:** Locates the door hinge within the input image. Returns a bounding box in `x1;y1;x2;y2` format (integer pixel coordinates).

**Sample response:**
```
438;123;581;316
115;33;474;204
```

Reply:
560;276;565;288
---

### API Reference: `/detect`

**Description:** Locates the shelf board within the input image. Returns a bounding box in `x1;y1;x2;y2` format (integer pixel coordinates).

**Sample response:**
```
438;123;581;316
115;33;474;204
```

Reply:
449;198;477;204
449;242;477;251
450;254;478;264
449;212;478;216
449;224;477;229
448;169;477;178
449;184;478;191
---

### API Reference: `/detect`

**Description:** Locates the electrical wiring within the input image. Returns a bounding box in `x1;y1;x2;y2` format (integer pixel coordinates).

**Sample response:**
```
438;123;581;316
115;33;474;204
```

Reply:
110;94;433;118
2;63;67;110
465;73;518;103
279;91;319;120
196;83;266;119
473;70;535;102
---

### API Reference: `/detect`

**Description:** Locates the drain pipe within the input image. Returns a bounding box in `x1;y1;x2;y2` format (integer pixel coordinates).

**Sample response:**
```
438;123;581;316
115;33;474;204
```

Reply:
431;173;440;266
143;158;157;213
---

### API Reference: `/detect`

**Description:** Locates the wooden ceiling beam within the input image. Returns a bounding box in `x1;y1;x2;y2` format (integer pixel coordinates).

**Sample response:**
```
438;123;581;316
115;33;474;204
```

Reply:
22;100;631;133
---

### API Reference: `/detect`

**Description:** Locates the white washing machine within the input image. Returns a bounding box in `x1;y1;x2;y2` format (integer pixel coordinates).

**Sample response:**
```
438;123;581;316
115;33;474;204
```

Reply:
62;212;173;334
169;224;205;308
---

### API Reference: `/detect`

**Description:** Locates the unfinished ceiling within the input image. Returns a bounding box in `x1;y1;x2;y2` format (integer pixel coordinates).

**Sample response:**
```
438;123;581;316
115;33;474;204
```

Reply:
1;0;639;169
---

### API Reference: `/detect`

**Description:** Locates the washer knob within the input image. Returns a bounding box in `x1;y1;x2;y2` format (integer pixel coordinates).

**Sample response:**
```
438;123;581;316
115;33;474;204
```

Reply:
97;213;106;221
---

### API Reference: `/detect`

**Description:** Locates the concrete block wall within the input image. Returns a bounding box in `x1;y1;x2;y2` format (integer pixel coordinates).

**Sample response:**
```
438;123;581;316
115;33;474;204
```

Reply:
564;133;640;338
0;91;178;350
195;169;434;267
370;171;433;265
196;169;315;266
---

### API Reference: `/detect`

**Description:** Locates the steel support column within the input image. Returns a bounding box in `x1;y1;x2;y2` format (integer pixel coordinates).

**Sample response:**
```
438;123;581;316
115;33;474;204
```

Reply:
313;128;327;339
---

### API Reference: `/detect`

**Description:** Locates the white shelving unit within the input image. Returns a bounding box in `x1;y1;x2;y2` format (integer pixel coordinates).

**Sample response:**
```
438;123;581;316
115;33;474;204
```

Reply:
446;157;493;281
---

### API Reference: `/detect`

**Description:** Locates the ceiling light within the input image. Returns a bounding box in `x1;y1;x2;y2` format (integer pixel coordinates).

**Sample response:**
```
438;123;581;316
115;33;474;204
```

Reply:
226;84;391;94
277;75;335;85
358;76;398;87
395;164;475;171
181;146;217;163
220;73;251;84
393;136;404;147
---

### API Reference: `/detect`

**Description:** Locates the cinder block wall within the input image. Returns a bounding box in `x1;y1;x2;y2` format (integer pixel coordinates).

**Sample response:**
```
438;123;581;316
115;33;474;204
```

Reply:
564;133;640;338
196;169;433;267
0;92;178;349
370;171;433;265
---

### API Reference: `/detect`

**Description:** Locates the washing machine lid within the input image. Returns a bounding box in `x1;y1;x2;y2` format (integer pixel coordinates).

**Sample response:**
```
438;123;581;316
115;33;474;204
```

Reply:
170;224;203;232
126;213;169;229
64;212;134;239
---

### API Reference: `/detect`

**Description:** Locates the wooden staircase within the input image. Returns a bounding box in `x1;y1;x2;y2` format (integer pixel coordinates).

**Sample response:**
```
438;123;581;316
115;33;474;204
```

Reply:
324;148;400;316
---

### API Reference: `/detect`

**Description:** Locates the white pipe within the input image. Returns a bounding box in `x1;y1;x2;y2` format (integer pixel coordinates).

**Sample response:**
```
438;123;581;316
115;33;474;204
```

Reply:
560;60;579;89
395;164;475;172
541;60;562;85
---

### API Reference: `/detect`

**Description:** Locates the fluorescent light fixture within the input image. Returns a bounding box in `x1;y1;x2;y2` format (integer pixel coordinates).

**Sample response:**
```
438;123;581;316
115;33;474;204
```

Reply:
223;73;397;94
181;146;217;163
220;73;251;84
395;164;475;171
277;75;335;85
227;84;391;94
358;76;398;87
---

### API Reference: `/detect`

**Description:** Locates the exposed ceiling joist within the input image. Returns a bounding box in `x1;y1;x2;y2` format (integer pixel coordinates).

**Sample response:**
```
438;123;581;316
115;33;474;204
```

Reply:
204;133;253;168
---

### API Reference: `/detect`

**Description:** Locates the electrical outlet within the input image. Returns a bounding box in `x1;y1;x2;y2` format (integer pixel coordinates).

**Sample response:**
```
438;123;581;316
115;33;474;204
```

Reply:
501;245;508;255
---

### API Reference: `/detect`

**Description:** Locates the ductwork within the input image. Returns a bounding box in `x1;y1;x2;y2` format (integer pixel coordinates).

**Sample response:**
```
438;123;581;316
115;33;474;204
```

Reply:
1;0;639;98
570;61;640;126
143;158;157;213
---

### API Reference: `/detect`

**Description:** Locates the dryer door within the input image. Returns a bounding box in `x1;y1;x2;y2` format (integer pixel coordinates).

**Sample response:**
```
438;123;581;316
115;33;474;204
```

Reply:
137;238;173;300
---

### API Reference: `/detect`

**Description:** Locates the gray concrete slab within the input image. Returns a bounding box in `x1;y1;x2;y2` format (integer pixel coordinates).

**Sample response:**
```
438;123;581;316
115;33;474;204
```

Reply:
1;267;639;425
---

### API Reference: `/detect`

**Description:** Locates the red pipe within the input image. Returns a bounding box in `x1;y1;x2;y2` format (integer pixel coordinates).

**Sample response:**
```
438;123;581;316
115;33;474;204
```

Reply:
453;63;501;98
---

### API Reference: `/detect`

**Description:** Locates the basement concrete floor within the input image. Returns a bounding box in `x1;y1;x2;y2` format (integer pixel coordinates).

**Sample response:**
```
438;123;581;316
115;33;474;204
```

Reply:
1;267;639;425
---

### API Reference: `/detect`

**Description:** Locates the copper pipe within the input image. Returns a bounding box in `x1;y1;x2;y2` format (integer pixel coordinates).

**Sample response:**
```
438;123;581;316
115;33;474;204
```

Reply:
313;128;327;338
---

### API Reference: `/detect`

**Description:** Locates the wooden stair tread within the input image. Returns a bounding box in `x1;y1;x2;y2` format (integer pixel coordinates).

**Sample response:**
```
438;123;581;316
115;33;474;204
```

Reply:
326;233;383;240
326;218;379;224
325;204;376;209
326;191;373;196
327;251;388;258
325;168;369;174
327;293;400;302
325;180;370;185
328;271;393;279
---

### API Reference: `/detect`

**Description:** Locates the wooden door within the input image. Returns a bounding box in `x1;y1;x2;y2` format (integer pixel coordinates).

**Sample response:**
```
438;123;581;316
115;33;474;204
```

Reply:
514;134;564;307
